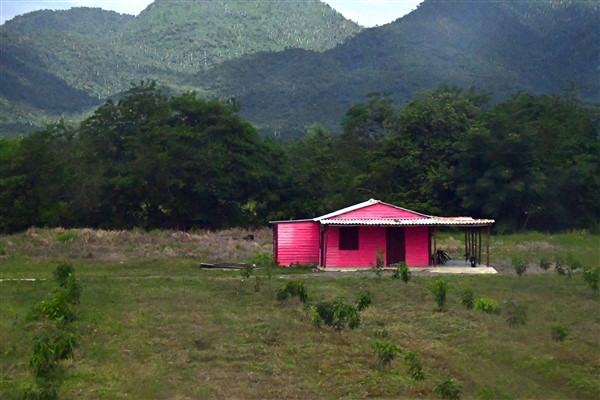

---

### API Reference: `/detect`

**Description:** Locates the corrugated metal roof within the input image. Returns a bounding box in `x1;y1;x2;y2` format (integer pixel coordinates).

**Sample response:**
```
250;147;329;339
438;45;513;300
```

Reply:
320;217;495;227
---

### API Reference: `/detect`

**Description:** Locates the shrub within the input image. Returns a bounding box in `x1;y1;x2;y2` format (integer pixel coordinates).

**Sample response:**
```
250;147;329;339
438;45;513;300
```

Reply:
30;328;78;377
434;249;451;265
460;289;474;310
25;266;81;400
434;378;463;400
312;299;360;331
554;256;567;276
565;253;583;277
539;258;552;272
356;291;372;311
395;262;411;283
371;340;400;367
474;297;500;314
64;275;82;305
582;267;599;295
252;251;276;279
512;257;528;277
429;278;449;311
404;351;425;381
33;291;77;324
52;263;74;288
276;280;308;304
372;249;384;278
550;324;569;342
504;300;528;327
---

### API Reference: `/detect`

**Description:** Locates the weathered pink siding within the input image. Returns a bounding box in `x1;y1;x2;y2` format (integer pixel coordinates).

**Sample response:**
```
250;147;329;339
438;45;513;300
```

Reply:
274;222;320;266
329;203;423;220
405;226;431;266
324;227;386;268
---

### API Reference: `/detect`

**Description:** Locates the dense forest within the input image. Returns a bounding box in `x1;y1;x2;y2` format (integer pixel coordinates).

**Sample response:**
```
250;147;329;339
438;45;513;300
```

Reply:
1;83;598;233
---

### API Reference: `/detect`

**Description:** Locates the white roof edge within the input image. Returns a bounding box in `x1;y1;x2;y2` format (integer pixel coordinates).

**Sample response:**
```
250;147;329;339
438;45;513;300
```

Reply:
314;198;379;220
314;199;431;221
269;219;317;224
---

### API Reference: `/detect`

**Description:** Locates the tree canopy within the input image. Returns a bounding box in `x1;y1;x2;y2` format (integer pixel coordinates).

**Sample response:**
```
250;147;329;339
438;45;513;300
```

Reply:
1;84;598;233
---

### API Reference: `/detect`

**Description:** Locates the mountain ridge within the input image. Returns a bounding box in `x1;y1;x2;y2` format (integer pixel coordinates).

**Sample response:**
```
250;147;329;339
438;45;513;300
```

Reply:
0;0;598;137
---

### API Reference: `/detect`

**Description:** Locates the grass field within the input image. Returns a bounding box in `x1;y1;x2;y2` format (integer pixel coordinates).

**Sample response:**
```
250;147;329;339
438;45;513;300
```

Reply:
1;229;599;399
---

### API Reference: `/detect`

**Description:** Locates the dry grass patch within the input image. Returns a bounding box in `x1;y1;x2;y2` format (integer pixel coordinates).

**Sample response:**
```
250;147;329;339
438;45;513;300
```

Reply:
1;227;272;262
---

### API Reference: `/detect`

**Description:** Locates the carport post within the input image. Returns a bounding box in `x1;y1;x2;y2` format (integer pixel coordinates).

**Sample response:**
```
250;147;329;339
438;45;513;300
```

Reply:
486;225;490;268
433;227;437;266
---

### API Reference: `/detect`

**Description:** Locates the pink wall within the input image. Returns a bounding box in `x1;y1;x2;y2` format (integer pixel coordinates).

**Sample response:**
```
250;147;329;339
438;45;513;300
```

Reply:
275;222;320;266
323;226;431;268
329;203;424;220
405;226;431;266
324;226;386;268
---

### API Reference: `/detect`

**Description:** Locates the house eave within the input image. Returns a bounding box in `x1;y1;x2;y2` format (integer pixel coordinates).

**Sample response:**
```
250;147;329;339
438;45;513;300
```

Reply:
319;218;495;227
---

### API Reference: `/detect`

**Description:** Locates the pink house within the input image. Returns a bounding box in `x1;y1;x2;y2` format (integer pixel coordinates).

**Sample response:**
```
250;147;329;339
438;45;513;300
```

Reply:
271;199;495;268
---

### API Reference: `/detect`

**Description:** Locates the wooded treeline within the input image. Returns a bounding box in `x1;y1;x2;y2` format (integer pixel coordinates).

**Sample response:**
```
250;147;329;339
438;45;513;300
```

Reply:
1;83;598;233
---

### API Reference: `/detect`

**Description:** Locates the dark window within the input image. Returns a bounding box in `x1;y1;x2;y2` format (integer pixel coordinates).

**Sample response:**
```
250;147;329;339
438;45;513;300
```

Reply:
339;227;359;250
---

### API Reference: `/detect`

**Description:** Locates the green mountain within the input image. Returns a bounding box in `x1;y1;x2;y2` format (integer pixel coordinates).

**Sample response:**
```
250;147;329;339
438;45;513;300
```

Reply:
194;0;600;137
0;0;361;136
1;0;598;138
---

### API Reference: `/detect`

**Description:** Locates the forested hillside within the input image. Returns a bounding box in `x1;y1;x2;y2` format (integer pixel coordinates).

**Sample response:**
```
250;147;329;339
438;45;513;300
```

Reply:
1;84;598;233
1;0;598;137
0;0;361;135
196;0;600;137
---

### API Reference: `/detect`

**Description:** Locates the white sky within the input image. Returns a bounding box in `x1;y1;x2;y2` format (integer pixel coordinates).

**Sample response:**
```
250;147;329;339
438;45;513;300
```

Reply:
0;0;424;27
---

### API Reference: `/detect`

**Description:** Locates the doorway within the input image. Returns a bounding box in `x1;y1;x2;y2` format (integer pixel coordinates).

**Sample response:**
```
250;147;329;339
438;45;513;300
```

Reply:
386;227;405;265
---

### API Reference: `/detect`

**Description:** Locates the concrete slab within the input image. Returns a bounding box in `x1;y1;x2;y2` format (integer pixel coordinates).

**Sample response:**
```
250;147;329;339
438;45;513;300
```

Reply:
320;261;497;275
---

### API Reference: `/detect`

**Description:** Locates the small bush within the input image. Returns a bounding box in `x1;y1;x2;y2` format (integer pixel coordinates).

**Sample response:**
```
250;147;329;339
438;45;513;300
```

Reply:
394;262;411;283
474;297;500;314
550;324;569;342
554;256;567;276
539;258;552;272
372;249;384;278
512;257;528;277
504;300;528;327
33;291;77;324
434;378;463;400
276;280;308;304
312;299;360;331
371;340;400;367
460;289;474;310
371;265;383;279
404;351;425;381
252;251;276;279
429;278;449;311
52;263;74;288
356;291;372;311
565;253;583;277
434;249;451;265
582;267;599;295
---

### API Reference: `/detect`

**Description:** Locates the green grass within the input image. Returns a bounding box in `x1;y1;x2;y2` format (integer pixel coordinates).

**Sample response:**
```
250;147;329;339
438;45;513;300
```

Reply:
1;229;599;399
1;260;598;399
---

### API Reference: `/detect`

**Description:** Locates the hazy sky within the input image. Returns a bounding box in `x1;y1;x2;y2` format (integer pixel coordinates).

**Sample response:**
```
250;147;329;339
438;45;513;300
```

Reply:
0;0;424;27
